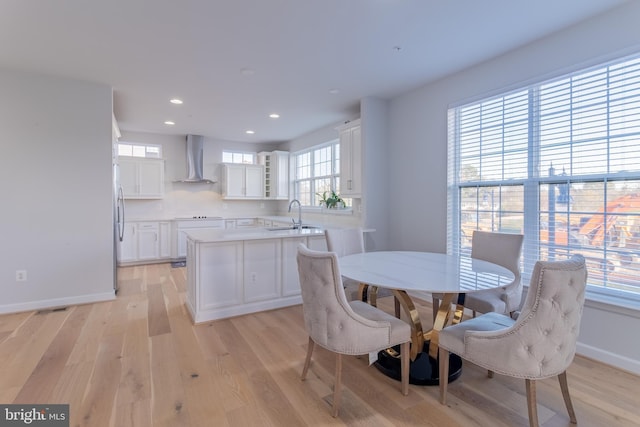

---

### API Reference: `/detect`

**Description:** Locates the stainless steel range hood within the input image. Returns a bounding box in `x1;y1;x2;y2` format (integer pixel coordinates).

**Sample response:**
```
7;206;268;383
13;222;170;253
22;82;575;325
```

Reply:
175;134;215;183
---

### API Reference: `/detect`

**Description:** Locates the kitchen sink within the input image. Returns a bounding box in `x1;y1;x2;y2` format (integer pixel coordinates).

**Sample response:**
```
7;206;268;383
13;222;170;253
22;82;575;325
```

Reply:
266;225;319;231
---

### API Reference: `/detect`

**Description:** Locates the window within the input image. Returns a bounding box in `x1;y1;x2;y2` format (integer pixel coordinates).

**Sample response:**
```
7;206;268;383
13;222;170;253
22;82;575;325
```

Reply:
118;143;161;158
222;150;255;164
293;141;342;207
448;53;640;303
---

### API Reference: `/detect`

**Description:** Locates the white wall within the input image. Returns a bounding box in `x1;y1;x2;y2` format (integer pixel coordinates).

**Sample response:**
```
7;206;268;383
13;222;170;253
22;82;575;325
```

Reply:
387;2;640;373
119;131;283;219
361;97;391;251
0;70;114;313
281;119;366;229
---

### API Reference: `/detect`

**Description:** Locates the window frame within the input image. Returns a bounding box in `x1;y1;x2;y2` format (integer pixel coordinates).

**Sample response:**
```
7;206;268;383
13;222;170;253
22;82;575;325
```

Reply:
292;140;343;208
222;150;256;164
447;52;640;309
117;142;162;159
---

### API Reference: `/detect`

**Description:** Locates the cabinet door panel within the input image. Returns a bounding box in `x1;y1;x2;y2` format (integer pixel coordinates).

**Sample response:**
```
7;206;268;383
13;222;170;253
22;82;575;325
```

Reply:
245;165;265;198
198;242;243;309
244;239;280;302
137;224;159;260
138;161;164;196
159;222;171;258
225;165;245;197
119;160;138;198
338;120;361;197
282;237;305;296
118;223;137;262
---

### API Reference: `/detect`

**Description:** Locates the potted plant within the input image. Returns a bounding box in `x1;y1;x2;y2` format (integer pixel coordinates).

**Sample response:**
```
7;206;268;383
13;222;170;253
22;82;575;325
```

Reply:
317;190;345;209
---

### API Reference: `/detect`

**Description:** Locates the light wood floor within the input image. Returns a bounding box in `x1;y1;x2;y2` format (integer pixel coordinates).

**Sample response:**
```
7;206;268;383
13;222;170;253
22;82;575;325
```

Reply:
1;263;639;426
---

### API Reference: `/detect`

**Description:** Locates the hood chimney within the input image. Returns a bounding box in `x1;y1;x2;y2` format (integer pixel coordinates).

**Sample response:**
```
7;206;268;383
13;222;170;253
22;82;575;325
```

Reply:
175;134;215;183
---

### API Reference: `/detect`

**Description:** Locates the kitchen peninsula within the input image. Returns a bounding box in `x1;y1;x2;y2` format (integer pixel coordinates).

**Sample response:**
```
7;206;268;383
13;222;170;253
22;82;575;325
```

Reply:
185;227;327;323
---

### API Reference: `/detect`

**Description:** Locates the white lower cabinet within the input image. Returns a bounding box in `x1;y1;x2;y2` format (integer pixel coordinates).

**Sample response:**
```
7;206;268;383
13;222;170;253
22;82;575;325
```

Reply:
186;233;328;323
118;223;138;263
137;222;159;260
117;220;172;265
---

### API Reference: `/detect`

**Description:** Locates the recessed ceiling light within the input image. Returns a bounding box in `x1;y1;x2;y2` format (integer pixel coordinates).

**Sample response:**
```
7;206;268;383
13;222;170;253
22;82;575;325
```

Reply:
329;88;340;95
269;113;280;119
240;68;255;76
170;98;183;105
245;130;255;134
164;121;175;125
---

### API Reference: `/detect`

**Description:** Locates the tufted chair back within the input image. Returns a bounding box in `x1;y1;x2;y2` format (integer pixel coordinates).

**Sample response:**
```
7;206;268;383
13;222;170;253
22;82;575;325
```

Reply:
438;254;588;427
433;231;524;320
470;230;524;313
296;243;411;416
464;254;587;378
296;243;406;355
324;227;365;257
325;228;395;306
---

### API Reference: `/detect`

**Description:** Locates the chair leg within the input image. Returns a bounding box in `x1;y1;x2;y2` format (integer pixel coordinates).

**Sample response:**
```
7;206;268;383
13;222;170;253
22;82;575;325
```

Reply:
525;379;539;427
432;296;440;322
400;341;410;396
332;353;342;417
301;337;315;380
558;371;577;424
438;347;450;404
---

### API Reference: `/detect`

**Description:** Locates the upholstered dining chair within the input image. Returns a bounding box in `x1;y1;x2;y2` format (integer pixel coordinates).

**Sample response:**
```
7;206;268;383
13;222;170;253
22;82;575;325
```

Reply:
296;244;411;417
438;254;588;427
325;228;394;305
432;230;524;319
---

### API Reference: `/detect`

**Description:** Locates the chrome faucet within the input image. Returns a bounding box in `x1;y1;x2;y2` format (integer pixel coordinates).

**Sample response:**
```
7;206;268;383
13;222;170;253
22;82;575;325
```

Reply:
288;199;302;230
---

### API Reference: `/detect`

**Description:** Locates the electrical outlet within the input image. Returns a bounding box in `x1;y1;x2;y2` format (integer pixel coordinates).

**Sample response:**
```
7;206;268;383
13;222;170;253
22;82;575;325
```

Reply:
16;270;27;282
251;272;257;283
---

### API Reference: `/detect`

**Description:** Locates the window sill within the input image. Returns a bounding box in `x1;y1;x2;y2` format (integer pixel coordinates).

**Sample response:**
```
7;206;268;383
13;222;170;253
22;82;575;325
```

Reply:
583;288;640;319
520;283;640;318
302;207;353;216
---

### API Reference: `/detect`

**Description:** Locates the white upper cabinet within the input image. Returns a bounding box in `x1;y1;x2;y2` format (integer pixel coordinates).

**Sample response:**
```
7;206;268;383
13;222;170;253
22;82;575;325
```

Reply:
258;151;289;200
222;164;265;199
337;119;362;198
119;157;164;199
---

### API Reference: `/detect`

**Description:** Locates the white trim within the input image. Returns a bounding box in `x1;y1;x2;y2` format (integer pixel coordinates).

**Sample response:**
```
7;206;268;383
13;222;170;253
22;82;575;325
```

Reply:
576;342;640;376
0;291;116;315
188;295;303;323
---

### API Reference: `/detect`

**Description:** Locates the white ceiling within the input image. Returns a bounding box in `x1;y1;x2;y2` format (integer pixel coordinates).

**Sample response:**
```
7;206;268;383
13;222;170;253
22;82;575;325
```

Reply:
0;0;628;144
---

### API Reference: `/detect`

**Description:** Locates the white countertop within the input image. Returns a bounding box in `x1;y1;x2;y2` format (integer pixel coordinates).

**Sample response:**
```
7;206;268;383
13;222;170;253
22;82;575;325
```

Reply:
186;226;326;242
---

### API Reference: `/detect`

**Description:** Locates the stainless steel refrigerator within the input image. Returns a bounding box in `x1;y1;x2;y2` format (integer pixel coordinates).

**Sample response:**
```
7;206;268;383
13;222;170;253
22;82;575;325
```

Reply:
113;161;125;293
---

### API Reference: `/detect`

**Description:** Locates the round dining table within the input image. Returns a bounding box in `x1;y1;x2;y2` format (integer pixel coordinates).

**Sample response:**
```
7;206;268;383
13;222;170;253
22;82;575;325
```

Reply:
338;251;514;385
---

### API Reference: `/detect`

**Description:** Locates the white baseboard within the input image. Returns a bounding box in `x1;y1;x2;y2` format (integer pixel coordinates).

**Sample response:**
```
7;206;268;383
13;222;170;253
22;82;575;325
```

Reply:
0;291;116;315
576;342;640;376
189;296;303;324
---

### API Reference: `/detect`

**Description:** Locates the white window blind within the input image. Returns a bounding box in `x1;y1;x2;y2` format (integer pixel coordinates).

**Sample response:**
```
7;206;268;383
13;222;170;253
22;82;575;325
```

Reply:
448;53;640;303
